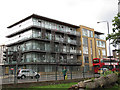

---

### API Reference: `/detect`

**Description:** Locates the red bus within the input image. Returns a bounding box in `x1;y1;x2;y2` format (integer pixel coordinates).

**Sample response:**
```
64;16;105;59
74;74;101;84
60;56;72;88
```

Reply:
93;58;120;73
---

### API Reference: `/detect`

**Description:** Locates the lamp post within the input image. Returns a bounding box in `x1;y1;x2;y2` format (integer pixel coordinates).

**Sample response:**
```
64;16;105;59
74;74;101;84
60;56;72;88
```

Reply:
97;21;111;63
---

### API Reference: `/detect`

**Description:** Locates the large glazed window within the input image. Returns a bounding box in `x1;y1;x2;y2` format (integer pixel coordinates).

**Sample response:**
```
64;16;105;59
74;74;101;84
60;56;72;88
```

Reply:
82;28;93;37
83;55;89;63
82;37;88;46
97;41;105;48
102;49;106;56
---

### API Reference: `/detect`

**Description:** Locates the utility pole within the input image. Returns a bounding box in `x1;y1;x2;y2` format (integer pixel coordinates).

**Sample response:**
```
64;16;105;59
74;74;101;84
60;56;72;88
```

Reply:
14;51;18;84
14;48;22;84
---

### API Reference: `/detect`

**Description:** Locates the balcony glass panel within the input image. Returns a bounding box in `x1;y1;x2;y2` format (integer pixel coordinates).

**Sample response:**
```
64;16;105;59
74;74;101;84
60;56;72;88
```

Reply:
67;36;76;44
45;43;51;51
20;44;25;51
55;44;59;52
45;32;52;40
32;41;45;51
63;45;66;53
60;55;67;63
51;54;56;63
55;34;64;42
32;29;41;38
33;18;42;27
66;46;70;53
40;54;46;62
26;53;32;62
70;46;76;53
25;41;32;51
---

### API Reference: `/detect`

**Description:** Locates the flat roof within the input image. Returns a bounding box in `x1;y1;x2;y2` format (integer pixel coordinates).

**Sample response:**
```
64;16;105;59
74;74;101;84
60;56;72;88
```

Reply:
94;31;104;35
7;14;80;28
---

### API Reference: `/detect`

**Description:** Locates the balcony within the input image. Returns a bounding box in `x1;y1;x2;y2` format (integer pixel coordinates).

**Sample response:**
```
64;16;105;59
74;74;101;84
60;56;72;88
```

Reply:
70;50;76;53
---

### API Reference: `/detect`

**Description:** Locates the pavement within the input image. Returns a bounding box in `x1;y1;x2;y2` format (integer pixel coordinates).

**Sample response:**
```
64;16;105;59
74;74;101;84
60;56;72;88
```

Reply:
0;75;14;79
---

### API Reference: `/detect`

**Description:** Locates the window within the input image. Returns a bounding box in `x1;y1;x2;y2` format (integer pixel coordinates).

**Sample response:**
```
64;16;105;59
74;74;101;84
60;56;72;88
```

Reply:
82;28;93;37
93;65;100;68
93;59;99;63
97;41;105;48
101;41;105;48
82;28;88;36
90;40;93;63
82;37;88;46
102;49;106;56
83;55;89;63
83;46;88;54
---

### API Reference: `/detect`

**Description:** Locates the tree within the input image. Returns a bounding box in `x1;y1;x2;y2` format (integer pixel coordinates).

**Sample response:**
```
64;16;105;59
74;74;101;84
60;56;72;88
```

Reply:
106;13;120;52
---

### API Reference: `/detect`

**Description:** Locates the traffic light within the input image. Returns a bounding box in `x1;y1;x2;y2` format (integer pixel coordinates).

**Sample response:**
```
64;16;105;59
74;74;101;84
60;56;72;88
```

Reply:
18;50;23;62
12;51;17;61
3;49;8;61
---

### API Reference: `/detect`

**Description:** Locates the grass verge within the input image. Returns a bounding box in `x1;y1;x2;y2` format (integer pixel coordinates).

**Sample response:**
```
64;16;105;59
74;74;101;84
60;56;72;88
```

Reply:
25;82;78;90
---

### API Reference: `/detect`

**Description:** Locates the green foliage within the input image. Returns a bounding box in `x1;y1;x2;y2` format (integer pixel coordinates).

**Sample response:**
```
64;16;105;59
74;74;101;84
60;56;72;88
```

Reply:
100;70;113;77
106;13;120;50
112;13;120;32
114;71;119;75
91;77;95;82
100;70;119;77
31;82;78;89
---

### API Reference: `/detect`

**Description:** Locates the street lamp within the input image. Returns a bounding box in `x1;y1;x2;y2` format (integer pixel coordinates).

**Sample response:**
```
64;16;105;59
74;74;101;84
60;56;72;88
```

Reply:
97;21;111;62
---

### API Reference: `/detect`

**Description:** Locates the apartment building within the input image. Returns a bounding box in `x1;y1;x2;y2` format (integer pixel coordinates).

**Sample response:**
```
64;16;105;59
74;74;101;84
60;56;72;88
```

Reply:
5;14;81;72
77;25;107;71
5;14;107;73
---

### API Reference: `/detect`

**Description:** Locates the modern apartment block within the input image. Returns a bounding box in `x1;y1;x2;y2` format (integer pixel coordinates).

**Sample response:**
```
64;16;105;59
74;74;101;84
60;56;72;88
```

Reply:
4;14;107;73
5;14;81;72
77;25;107;71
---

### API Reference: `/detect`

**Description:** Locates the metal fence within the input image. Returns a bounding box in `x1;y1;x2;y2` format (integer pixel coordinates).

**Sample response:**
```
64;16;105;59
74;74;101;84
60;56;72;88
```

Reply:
1;65;99;84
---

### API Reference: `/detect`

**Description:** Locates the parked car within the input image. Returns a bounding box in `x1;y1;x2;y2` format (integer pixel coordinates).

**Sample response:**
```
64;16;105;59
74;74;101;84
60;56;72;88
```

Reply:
17;69;40;79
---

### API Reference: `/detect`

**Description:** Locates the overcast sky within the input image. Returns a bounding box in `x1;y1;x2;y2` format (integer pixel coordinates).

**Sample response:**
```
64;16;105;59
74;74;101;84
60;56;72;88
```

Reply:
0;0;118;56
